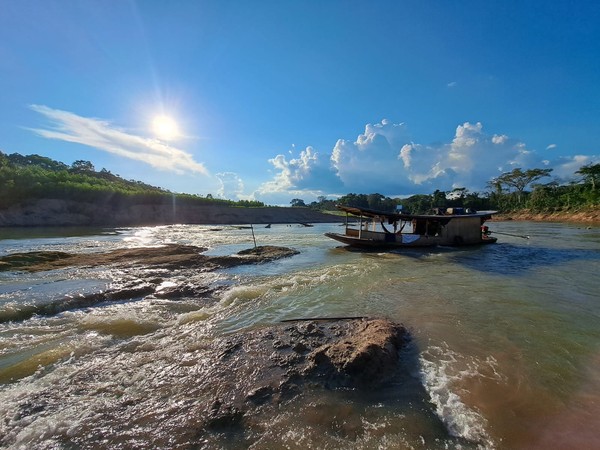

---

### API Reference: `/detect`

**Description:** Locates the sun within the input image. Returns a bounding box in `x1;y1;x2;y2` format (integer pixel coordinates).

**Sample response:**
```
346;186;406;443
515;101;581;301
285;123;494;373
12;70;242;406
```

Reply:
152;115;180;140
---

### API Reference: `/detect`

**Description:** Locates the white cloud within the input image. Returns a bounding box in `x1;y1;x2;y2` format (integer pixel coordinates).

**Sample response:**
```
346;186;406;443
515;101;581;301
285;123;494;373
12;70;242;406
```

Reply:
546;144;557;150
215;172;244;199
551;155;593;180
259;146;342;194
492;134;508;145
29;105;208;175
447;81;458;88
331;120;411;191
259;119;597;203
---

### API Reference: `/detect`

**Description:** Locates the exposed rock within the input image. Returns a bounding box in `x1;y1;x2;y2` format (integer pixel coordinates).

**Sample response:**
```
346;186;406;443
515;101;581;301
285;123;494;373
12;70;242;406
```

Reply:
200;318;409;411
152;318;409;445
123;317;410;446
0;244;299;273
306;319;407;385
235;245;299;262
0;317;410;448
0;244;300;323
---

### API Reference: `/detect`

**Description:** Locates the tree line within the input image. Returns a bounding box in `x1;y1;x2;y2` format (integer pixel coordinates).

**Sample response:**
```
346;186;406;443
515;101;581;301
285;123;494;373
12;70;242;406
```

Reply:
2;151;597;214
296;164;599;214
0;152;265;209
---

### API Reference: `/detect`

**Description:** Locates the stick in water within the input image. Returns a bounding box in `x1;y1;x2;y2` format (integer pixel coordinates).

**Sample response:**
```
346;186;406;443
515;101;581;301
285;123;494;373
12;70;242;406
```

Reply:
250;224;257;248
281;316;367;322
491;231;530;239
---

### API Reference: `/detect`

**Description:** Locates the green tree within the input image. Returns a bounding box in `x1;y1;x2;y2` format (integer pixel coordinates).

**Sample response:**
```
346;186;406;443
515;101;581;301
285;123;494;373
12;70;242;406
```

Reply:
401;194;431;214
367;193;385;209
71;160;95;173
431;190;447;208
290;198;306;207
494;168;553;205
576;163;600;191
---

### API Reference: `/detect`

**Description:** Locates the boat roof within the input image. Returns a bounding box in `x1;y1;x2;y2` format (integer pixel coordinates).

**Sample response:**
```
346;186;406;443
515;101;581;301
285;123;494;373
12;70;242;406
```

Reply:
336;205;498;221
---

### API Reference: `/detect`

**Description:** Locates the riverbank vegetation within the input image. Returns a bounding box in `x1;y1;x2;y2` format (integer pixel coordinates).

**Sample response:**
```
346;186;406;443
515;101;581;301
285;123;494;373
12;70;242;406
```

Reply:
1;151;598;220
0;152;264;209
307;165;599;218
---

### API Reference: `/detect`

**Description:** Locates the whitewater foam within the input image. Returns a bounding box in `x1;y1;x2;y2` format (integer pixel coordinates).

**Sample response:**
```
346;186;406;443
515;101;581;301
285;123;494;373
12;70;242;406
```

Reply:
418;343;497;449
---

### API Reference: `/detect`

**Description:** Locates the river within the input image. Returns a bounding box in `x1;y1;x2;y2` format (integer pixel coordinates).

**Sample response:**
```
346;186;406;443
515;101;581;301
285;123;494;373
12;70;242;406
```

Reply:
1;221;599;449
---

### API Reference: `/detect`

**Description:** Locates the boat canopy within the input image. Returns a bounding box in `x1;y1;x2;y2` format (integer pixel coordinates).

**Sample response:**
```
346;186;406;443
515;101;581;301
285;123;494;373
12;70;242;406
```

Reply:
336;205;498;223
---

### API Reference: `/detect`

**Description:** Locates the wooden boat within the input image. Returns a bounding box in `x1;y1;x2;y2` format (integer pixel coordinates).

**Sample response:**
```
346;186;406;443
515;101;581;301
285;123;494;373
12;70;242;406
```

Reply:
325;205;498;249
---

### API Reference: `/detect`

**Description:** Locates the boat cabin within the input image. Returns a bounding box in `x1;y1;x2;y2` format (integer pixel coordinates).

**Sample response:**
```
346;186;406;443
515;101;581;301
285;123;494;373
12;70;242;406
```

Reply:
326;205;497;248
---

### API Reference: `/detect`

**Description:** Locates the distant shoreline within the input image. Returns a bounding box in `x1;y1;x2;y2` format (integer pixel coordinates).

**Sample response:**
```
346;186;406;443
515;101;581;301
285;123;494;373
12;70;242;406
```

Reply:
0;199;342;228
492;207;600;224
2;199;599;228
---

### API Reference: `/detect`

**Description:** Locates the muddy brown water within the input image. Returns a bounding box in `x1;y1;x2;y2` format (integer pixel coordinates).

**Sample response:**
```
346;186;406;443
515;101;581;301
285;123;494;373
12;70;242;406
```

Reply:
1;222;599;449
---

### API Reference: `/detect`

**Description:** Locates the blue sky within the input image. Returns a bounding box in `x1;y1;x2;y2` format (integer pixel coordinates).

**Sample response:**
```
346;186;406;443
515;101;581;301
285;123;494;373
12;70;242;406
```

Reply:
1;1;599;205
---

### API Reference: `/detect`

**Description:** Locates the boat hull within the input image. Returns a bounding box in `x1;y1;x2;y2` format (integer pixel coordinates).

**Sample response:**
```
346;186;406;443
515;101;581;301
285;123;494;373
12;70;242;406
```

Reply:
324;232;437;248
325;232;497;248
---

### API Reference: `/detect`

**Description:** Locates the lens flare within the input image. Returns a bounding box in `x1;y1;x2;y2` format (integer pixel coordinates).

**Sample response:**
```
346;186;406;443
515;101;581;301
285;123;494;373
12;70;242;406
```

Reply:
152;115;180;140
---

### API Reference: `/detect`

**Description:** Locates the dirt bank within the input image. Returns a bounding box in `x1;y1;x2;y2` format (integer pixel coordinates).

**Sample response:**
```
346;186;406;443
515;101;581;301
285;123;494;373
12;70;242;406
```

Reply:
0;199;340;227
492;207;600;224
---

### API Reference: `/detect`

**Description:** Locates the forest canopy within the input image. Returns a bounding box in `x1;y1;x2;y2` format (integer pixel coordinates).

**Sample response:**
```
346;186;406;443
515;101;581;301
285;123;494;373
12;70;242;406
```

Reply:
0;151;265;209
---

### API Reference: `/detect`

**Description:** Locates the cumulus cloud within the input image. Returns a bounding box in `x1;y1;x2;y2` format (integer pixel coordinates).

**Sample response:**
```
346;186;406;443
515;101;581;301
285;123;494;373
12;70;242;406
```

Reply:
259;119;596;202
29;105;207;174
216;172;244;199
398;122;538;190
258;146;343;197
331;120;412;192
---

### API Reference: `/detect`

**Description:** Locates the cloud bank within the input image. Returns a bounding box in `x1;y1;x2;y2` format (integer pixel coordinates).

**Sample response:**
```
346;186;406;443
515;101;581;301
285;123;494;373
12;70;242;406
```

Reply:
29;105;207;174
256;119;596;204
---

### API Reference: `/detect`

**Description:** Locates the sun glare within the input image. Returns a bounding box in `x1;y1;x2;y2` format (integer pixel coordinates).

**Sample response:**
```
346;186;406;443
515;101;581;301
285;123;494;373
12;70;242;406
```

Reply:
152;115;180;140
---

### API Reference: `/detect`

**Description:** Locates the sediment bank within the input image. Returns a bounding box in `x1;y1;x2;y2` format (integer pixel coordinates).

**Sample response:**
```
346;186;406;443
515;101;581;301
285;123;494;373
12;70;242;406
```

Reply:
493;207;600;224
0;199;340;227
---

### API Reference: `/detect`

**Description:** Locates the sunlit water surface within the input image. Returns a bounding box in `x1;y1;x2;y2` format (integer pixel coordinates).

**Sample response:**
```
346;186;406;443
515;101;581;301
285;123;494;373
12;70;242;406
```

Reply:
1;222;599;449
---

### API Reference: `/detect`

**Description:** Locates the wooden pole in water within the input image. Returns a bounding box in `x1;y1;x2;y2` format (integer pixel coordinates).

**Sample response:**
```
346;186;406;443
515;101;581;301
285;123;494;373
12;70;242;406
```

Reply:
250;224;257;248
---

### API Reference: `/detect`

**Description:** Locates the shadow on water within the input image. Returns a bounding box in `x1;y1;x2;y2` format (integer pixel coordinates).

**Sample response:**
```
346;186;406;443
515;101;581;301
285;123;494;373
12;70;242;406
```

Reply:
446;243;600;276
0;226;117;241
331;243;600;276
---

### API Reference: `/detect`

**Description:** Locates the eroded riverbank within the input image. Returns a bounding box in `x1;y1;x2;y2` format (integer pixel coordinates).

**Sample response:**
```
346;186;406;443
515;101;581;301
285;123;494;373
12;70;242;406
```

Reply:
493;207;600;224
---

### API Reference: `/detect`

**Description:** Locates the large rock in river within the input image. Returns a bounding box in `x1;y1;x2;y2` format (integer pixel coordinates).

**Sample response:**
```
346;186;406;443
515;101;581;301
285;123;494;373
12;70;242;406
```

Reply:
0;318;410;449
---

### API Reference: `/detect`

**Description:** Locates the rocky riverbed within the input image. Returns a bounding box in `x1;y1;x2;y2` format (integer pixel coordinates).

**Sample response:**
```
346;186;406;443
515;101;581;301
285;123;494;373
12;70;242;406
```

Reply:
0;244;300;273
0;244;300;322
0;316;409;449
0;243;411;448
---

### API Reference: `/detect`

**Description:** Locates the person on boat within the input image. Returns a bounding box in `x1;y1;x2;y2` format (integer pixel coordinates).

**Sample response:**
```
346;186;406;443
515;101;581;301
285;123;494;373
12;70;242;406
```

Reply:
481;225;491;237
